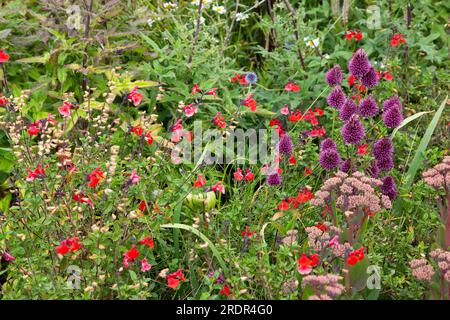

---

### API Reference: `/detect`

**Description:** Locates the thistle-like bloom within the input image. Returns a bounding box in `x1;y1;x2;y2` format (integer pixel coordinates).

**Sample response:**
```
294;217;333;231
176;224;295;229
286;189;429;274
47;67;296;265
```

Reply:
319;149;341;170
348;48;371;78
245;72;258;84
278;134;293;156
359;95;378;118
325;65;343;86
339;99;357;121
381;176;398;200
320;138;337;151
372;137;394;172
383;105;403;128
383;95;402;112
341;159;355;173
341;114;365;145
361;66;379;88
267;172;282;186
327;86;346;109
367;160;379;178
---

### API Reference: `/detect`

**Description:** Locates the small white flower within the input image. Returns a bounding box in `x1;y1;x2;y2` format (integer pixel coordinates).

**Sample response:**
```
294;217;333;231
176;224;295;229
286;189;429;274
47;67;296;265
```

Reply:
191;0;213;6
163;2;178;10
212;5;226;14
323;54;330;60
303;36;320;48
147;18;154;27
235;12;249;21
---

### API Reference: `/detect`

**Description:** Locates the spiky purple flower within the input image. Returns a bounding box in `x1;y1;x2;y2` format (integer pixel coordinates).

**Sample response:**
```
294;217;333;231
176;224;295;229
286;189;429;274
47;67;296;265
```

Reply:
377;157;394;172
325;65;343;86
383;105;403;128
348;49;371;78
341;158;355;173
320;138;337;151
367;160;379;178
381;176;398;200
361;66;379;88
319;149;341;170
359;95;378;118
341;114;365;145
327;86;346;109
339;99;357;121
383;95;402;112
278;134;293;156
373;137;394;172
267;172;282;186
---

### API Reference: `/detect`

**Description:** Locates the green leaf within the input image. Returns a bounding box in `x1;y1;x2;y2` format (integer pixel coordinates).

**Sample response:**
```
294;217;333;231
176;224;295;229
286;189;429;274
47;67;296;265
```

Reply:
160;223;229;276
403;96;447;190
391;111;432;139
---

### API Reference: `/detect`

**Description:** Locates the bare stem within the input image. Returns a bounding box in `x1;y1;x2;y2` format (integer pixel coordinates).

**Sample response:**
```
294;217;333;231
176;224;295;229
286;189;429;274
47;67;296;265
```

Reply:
187;0;204;66
222;0;240;56
282;0;306;72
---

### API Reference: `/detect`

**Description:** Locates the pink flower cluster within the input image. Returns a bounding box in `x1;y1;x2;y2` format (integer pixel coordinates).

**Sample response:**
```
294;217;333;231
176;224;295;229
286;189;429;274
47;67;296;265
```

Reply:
430;249;450;282
301;274;345;300
409;259;435;282
422;156;450;189
305;222;350;258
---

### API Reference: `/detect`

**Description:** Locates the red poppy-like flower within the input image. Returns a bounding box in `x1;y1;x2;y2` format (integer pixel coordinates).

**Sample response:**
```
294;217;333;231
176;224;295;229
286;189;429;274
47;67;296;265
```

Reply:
314;107;325;116
354;31;363;41
0;49;9;63
303;167;312;176
348;75;356;87
58;101;73;117
357;144;369;156
309;127;326;137
145;131;154;145
56;237;82;255
0;94;8;107
345;31;354;40
88;167;105;188
139;200;147;211
213;112;226;129
233;168;244;181
183;103;198;118
167;268;185;289
139;236;155;249
219;284;231;296
124;245;140;260
27;164;45;182
278;199;290;211
128;86;143;106
289;154;297;165
288;110;302;122
131;126;143;136
382;71;393;81
28;124;40;136
269;118;282;127
297;253;319;275
193;174;206;188
284;81;300;92
390;33;406;47
206;88;218;97
242;94;257;112
302;109;319;126
345;30;362;41
347;247;365;266
191;83;202;95
241;227;254;238
231;74;242;83
212;181;225;194
73;193;94;209
171;118;184;143
244;169;255;181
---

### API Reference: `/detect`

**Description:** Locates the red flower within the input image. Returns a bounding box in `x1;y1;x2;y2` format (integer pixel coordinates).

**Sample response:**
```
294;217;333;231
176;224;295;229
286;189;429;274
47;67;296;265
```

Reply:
131;126;143;136
345;30;354;40
289;154;297;165
241;227;254;238
191;83;201;95
183;103;198;118
139;200;147;211
0;49;9;63
27;164;45;182
88;167;105;188
73;193;94;209
167;268;185;289
348;75;356;87
145;131;154;145
242;94;257;112
193;174;206;188
56;237;81;255
128;87;143;106
309;127;326;137
302;109;318;126
278;199;290;211
219;284;231;296
303;167;312;176
124;245;140;261
28;124;40;136
288;110;302;122
314;107;325;116
357;144;369;156
213;112;226;129
206;88;218;97
269;118;281;127
383;71;393;81
284;81;300;92
139;236;155;249
297;253;319;275
56;241;69;255
390;33;406;47
233;168;243;181
231;74;241;83
354;31;363;41
0;94;8;107
347;247;365;266
211;181;225;194
244;169;254;181
315;222;327;231
58;101;73;117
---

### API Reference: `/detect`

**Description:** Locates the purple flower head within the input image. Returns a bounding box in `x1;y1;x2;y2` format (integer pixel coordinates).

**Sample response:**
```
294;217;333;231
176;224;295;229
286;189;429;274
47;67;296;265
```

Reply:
376;157;394;172
367;160;380;178
325;65;343;86
327;86;346;109
319;149;341;170
359;95;379;118
278;134;293;156
361;66;379;88
2;251;15;262
267;172;282;186
372;137;393;160
383;95;402;112
339;98;358;121
341;114;365;145
320;138;337;151
383;105;403;128
341;158;355;173
381;176;398;200
348;49;371;78
245;72;258;84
